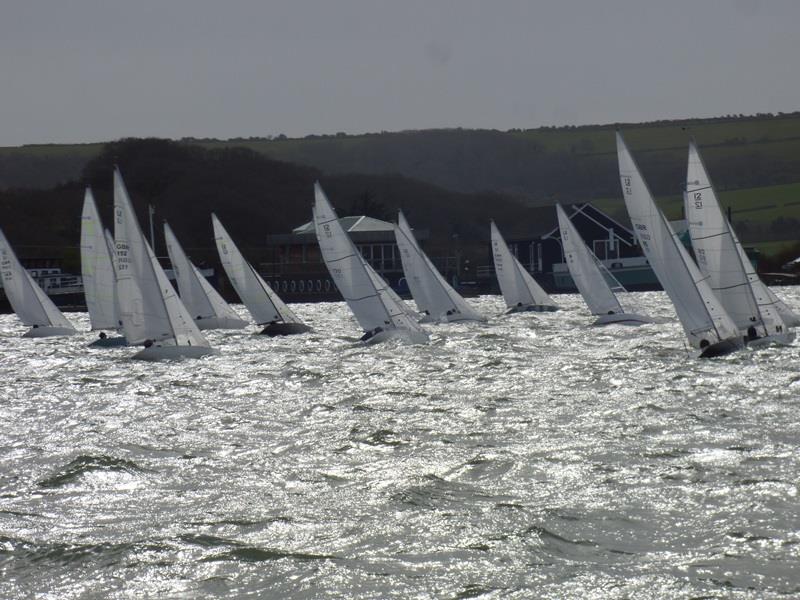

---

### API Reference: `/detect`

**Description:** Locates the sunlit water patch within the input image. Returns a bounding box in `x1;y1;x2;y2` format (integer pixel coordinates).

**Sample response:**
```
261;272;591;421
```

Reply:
1;289;799;598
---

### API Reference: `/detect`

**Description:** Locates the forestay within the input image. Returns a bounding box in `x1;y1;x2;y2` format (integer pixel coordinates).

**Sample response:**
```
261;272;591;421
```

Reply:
555;205;622;316
616;132;739;351
0;227;76;332
114;167;210;349
395;211;485;322
164;221;245;328
81;188;119;330
490;220;557;311
685;140;787;338
211;214;301;325
314;183;428;341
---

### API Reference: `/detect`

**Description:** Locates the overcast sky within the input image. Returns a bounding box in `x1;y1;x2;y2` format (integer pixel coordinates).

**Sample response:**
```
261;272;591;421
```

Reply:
1;0;798;146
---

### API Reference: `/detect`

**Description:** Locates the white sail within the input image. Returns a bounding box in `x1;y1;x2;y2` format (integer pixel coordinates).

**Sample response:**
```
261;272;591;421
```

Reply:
555;205;622;316
164;221;246;330
0;227;77;336
490;220;557;312
313;183;428;343
685;140;789;341
81;188;119;330
616;132;740;354
765;286;800;327
395;211;485;323
211;214;302;326
113;167;211;354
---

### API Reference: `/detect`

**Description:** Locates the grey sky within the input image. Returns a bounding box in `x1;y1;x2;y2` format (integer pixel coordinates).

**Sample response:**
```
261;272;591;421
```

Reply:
2;0;798;146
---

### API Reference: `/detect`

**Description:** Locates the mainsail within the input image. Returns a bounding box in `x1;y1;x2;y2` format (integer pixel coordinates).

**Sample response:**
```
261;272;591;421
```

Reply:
81;188;119;331
0;227;77;337
164;221;246;330
395;210;485;323
490;220;557;313
211;213;307;335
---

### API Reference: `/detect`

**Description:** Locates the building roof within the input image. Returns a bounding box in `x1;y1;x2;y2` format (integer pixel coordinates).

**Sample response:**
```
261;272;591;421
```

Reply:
291;215;395;235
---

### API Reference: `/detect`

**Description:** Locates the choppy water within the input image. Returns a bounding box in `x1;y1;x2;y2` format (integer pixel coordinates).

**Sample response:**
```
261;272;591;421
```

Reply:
1;290;799;599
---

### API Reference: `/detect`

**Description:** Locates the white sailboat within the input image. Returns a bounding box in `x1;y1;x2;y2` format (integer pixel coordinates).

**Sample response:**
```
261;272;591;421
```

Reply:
0;227;78;337
211;214;311;335
395;211;486;323
113;167;216;360
80;188;127;346
555;204;652;326
164;222;248;331
684;140;794;347
490;220;558;314
313;183;429;344
616;132;743;357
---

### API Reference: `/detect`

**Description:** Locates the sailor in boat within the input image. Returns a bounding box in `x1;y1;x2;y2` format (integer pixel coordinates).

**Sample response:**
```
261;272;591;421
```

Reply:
360;326;385;342
99;332;107;340
144;339;153;348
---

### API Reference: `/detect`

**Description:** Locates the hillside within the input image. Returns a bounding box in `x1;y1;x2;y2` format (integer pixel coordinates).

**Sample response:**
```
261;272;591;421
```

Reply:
0;139;542;273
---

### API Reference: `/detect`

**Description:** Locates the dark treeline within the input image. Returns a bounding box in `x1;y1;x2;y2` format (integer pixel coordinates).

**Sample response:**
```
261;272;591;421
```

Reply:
0;138;545;272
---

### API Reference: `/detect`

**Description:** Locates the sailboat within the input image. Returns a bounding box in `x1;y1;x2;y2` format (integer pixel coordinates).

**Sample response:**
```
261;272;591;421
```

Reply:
81;188;127;346
113;167;217;360
395;211;486;323
616;132;743;357
490;220;558;314
555;204;652;326
211;214;310;335
164;222;248;331
313;183;429;344
684;140;794;347
0;227;78;337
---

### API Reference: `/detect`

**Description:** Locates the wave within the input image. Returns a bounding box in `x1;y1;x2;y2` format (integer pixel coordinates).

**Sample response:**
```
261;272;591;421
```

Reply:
38;455;146;488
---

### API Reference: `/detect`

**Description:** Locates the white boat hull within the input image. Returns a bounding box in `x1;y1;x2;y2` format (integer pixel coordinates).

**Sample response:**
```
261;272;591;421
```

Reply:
195;316;249;330
132;345;219;361
23;326;78;338
592;312;655;326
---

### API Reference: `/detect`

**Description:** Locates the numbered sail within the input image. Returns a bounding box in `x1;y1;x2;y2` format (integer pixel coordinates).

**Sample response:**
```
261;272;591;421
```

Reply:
164;221;246;330
113;167;210;350
0;227;76;335
555;205;622;316
81;188;119;330
616;132;740;354
685;140;789;340
314;183;428;342
395;211;485;323
212;214;301;326
490;220;557;312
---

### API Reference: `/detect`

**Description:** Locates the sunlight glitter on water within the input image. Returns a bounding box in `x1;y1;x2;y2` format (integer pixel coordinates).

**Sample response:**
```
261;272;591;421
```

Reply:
1;289;799;598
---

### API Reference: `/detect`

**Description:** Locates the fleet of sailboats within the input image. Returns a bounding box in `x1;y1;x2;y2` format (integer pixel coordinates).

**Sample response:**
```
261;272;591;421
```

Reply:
81;188;127;346
1;135;796;359
490;220;558;314
555;204;652;326
617;132;744;357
